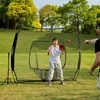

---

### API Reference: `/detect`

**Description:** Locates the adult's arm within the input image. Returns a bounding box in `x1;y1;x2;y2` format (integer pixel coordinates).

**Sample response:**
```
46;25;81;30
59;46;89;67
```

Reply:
84;38;98;44
89;52;100;76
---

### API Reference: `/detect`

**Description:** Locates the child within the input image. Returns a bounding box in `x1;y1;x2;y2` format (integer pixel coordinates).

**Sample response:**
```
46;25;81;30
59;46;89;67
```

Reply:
47;37;65;86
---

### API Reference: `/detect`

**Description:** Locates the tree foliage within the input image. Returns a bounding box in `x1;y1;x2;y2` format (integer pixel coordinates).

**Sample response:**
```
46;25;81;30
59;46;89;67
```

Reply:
0;0;12;28
33;18;44;31
0;0;100;34
58;0;98;34
82;5;99;34
93;5;100;23
6;0;37;29
39;4;60;32
57;5;68;26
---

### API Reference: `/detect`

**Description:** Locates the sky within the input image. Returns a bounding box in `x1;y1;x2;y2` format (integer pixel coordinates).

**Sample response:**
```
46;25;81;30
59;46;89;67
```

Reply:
33;0;99;10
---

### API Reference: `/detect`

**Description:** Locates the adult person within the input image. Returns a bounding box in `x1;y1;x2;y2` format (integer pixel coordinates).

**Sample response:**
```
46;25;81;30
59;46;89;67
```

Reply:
84;22;100;94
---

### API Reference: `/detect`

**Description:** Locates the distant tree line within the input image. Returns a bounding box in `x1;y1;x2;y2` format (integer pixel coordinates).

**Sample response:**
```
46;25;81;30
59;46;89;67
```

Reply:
0;0;41;31
0;0;100;34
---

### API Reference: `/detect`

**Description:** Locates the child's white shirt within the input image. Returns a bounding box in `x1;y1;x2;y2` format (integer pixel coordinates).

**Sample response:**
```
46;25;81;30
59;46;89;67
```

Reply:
47;45;62;63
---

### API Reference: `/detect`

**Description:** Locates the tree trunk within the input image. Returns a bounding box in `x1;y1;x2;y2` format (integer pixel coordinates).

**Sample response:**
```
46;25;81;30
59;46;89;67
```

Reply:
13;18;16;29
41;19;43;32
7;17;9;29
51;25;53;32
20;21;22;30
77;22;79;33
77;16;79;34
13;21;15;29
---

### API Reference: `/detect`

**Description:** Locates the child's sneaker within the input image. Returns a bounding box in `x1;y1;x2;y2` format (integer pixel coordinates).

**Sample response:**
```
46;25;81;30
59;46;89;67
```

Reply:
48;81;51;86
61;81;65;85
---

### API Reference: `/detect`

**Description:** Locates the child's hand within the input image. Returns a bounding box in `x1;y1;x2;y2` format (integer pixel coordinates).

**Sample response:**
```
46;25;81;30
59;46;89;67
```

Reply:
49;46;52;51
62;51;64;54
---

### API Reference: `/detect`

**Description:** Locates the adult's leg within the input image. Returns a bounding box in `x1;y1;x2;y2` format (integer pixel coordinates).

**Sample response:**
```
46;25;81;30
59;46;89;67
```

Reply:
97;72;100;98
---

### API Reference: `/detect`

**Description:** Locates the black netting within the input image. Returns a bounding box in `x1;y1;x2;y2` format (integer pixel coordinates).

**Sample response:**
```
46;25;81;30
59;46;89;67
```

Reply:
13;32;66;81
11;29;81;82
29;41;66;69
33;69;58;81
29;41;66;81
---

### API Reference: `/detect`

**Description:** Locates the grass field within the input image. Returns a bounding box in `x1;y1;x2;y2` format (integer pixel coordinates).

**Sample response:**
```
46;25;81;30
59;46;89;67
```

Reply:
0;28;100;100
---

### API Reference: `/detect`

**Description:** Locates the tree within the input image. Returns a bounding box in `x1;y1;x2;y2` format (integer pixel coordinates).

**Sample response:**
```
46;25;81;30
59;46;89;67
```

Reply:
39;4;60;32
82;5;98;34
58;0;97;34
46;5;60;32
94;5;100;23
39;4;52;31
6;0;37;29
0;0;12;28
33;18;44;31
57;4;69;26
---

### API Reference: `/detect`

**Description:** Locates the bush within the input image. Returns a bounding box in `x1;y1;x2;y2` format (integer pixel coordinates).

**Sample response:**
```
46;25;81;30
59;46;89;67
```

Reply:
61;24;77;34
81;24;97;35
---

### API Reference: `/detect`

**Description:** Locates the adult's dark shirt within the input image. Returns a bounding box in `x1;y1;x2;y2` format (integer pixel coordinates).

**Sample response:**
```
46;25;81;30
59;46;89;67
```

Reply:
95;39;100;53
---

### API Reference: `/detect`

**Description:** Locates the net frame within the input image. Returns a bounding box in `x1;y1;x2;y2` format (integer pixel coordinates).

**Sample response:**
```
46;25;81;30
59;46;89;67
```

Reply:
11;23;81;83
29;41;66;81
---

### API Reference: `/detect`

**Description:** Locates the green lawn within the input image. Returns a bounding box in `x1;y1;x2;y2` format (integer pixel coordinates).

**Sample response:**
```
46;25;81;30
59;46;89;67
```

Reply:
0;28;99;100
0;53;99;100
0;28;97;53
